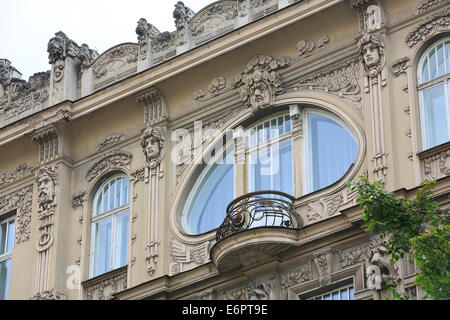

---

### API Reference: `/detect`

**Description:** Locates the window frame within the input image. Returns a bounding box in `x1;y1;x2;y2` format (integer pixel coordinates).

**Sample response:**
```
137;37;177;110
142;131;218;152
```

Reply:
245;111;294;194
89;173;130;278
417;37;450;150
302;108;358;194
305;284;355;300
181;142;235;235
0;215;15;300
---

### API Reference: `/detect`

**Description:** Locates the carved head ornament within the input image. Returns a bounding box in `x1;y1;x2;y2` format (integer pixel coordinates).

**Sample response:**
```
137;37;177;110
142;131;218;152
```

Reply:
358;33;385;76
140;126;165;167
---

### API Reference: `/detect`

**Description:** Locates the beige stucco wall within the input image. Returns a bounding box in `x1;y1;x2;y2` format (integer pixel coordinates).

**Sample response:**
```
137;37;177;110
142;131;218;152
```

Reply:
0;0;449;300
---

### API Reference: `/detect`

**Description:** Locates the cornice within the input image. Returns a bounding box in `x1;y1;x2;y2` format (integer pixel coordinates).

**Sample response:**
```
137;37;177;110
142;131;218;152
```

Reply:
0;0;342;148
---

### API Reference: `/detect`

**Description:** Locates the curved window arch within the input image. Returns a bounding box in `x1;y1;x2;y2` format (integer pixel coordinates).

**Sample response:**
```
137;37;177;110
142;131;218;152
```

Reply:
90;174;130;277
305;111;358;192
182;143;235;235
179;108;359;235
418;37;450;149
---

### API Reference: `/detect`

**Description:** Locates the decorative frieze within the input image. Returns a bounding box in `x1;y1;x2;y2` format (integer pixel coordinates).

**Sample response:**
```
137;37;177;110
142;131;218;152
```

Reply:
415;0;448;15
189;1;237;39
83;267;127;300
30;289;66;300
280;263;312;299
0;69;50;127
296;36;329;59
221;279;273;300
169;238;211;276
86;150;132;182
233;54;290;113
71;191;87;209
406;9;450;47
0;185;33;245
91;44;138;91
300;170;368;225
0;163;34;188
194;76;227;101
419;143;450;180
96;134;126;151
391;57;410;77
294;57;362;110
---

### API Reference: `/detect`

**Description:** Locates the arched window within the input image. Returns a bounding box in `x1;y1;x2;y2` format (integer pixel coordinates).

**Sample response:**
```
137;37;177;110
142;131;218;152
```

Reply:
90;174;130;278
182;146;234;235
306;112;358;192
418;37;450;149
179;108;358;235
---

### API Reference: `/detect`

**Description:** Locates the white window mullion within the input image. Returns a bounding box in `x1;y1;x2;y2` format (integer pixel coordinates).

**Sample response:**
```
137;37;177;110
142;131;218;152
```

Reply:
110;214;116;271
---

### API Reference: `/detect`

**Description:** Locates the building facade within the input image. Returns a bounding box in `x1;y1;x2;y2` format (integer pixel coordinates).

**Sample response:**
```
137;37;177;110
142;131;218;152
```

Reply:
0;0;449;300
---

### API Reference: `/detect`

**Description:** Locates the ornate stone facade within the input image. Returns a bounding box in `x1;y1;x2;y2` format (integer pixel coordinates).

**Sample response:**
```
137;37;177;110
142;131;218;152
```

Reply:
1;0;448;301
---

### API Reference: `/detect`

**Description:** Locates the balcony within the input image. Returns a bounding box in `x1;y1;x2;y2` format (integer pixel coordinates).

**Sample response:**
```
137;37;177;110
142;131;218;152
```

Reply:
212;191;303;272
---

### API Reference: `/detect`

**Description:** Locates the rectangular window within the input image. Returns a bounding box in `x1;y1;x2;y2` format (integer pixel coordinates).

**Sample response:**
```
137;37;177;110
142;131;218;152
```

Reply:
421;82;449;149
301;285;354;300
0;217;15;300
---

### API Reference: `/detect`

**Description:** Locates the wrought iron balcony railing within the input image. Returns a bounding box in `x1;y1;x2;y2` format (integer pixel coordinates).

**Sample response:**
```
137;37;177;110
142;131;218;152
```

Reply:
216;191;303;242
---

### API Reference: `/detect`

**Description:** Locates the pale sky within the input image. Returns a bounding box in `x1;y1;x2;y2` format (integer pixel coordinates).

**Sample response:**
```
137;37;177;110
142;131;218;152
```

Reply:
0;0;215;80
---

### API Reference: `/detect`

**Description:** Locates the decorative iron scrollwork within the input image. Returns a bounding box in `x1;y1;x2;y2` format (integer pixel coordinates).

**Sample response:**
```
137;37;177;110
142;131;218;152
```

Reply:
216;191;302;242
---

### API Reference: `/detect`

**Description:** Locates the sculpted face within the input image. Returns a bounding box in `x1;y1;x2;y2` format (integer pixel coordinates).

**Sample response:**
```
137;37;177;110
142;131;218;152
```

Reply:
145;136;160;160
37;174;54;207
362;43;380;68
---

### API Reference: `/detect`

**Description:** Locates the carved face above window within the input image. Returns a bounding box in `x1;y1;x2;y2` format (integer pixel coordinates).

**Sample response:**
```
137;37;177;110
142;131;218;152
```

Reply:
362;42;380;68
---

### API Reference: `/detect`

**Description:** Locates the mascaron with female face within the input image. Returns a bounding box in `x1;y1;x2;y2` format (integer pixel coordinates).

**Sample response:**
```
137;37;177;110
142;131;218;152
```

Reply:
140;127;164;165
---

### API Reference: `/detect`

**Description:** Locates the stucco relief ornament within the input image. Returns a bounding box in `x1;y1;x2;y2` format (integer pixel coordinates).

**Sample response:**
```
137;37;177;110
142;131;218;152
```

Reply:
174;1;195;47
237;0;250;17
365;241;398;291
140;126;165;181
358;33;386;92
233;55;290;113
136;18;160;60
47;31;80;82
36;165;58;251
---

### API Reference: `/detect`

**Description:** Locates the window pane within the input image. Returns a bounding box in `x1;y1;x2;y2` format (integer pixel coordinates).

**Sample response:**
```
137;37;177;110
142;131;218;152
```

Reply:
95;192;102;216
308;114;358;192
93;218;112;277
446;41;450;75
423;84;448;148
113;211;129;269
323;294;331;300
429;48;437;80
188;150;234;234
6;221;14;254
121;178;130;207
421;57;429;83
340;289;349;300
349;287;354;300
108;179;116;211
437;43;445;77
278;117;284;135
249;128;256;147
0;259;11;300
332;291;340;300
115;177;122;208
0;222;6;255
285;115;291;133
102;184;109;214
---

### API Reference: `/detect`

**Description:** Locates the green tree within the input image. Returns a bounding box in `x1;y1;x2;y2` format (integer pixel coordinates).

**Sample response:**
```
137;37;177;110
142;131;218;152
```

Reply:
348;178;450;300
